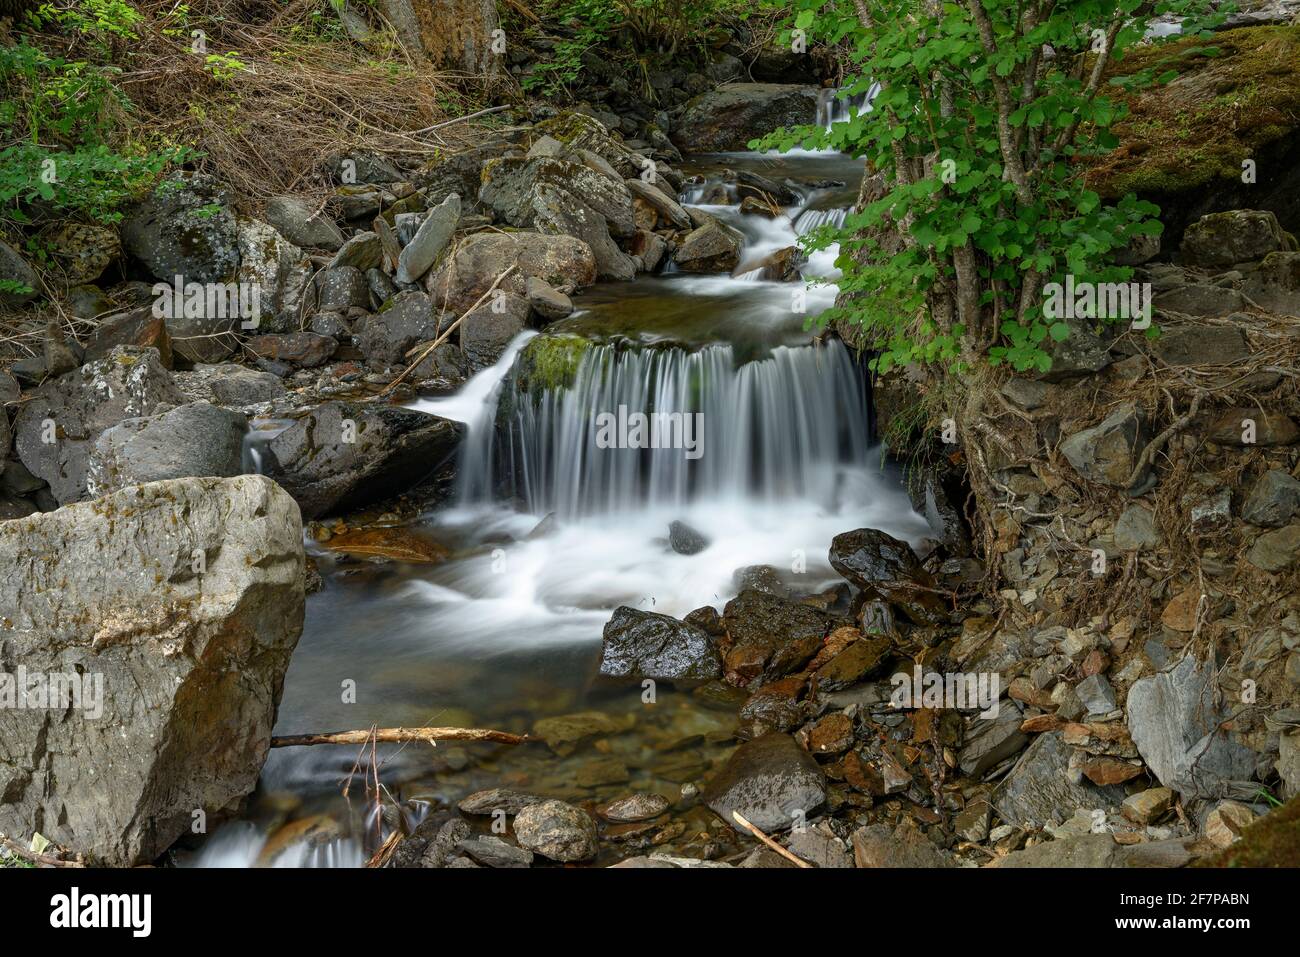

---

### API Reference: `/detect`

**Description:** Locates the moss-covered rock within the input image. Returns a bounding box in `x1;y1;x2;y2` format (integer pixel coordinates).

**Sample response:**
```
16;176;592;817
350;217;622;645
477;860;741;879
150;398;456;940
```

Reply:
513;333;593;394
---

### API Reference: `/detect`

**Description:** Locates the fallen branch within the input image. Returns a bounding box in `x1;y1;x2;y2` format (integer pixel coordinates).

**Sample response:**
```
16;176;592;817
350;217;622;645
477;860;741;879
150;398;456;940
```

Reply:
408;104;511;135
731;812;813;868
0;835;84;869
271;726;530;747
377;263;518;397
1124;391;1204;491
365;829;403;869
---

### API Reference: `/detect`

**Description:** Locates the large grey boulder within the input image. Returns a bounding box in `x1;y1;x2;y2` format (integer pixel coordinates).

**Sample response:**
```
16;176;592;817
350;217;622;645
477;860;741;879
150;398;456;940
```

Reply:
121;171;240;283
356;290;438;368
0;475;304;866
673;217;744;273
599;606;721;682
86;401;247;497
14;346;185;505
235;218;311;330
673;83;819;152
1126;655;1257;799
426;231;597;314
702;732;827;833
263;401;462;518
459;292;530;370
480;155;634;238
531;184;636;281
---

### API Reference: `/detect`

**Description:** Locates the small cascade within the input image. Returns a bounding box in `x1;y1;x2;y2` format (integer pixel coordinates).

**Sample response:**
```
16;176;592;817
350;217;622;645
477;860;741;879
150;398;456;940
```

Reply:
816;83;882;131
471;338;871;519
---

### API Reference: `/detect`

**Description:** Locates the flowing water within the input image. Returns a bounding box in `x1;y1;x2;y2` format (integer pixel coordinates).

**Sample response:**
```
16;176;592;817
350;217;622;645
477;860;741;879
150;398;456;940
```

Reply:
195;94;932;867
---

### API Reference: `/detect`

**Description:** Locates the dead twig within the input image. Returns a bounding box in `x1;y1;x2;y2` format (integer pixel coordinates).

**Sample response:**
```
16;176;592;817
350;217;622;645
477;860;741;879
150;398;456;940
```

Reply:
731;812;813;868
271;726;531;748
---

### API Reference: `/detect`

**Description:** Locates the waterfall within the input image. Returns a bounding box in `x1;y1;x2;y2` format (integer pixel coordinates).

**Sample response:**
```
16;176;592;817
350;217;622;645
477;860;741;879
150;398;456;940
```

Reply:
817;83;881;131
466;338;871;518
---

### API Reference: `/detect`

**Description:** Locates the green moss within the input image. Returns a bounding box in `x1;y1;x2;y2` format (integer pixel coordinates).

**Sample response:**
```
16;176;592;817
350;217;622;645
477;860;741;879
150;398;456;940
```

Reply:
1195;796;1300;867
1089;26;1300;199
514;333;592;394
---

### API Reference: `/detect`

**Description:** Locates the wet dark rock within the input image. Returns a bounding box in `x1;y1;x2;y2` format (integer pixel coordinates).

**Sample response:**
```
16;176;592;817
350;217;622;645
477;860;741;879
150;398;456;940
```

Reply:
86;401;247;497
738;675;811;737
786;824;853;868
828;527;945;624
460;292;531;370
994;731;1129;828
1126;655;1257;799
673;217;744;273
668;519;709;555
721;589;832;684
958;700;1028;778
512;799;599;862
263;401;461;519
811;636;891;691
684;605;724;635
673;83;819;152
600;606;721;682
732;564;789;597
1243;469;1300;527
525;275;573;321
392;815;472;868
14;346;184;504
531;710;635;755
702;732;827;833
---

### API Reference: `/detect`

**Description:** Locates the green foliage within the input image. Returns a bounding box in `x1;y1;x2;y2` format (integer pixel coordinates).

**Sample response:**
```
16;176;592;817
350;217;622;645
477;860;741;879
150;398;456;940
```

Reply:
758;0;1226;374
0;40;183;225
521;0;622;97
28;0;143;40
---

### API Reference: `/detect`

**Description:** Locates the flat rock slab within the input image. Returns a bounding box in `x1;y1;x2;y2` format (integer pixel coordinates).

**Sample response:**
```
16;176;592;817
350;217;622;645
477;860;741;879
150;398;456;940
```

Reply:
702;732;827;833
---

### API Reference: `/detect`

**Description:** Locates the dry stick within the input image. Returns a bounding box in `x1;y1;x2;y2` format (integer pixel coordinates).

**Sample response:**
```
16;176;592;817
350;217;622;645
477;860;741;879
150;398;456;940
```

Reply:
377;264;518;397
1124;391;1204;491
0;836;83;869
731;812;813;868
271;726;531;748
365;829;402;869
408;104;511;136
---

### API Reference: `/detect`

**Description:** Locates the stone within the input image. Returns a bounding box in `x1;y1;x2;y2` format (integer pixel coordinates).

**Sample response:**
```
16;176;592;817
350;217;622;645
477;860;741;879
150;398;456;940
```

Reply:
263;401;461;519
1121;787;1174;824
599;606;721;682
1247;524;1300;572
456;835;533;868
1114;505;1162;550
959;700;1029;778
1126;655;1256;799
1059;402;1147;487
828;527;945;623
812;635;892;690
524;275;573;322
1189;487;1232;535
329;231;384;271
427;231;597;315
357;290;438;368
481;155;634;237
512;800;598;862
314;266;371;313
1153;283;1245;317
786;824;853;868
45;223;121;286
1180;209;1295;268
851;822;953;868
1000;379;1054;412
598;793;670;823
0;475;304;866
1075;674;1118;716
532;183;636;281
14;346;185;504
1041;315;1113;381
1160;587;1202;632
1204;800;1256;847
265;194;345;250
1208;408;1300;446
1242;469;1300;527
0;238;39;307
1152;324;1250;366
460;292;530;369
120;171;240;283
245;332;337;369
396;193;460;284
624;178;692;230
85;401;247;497
703;732;827;833
668;519;709;555
807;713;854;755
721;589;832;684
993;731;1128;828
532;711;633;755
176;363;285;407
236;219;311;329
673;217;744;273
458;788;544;816
1241;251;1300;316
673;83;819;152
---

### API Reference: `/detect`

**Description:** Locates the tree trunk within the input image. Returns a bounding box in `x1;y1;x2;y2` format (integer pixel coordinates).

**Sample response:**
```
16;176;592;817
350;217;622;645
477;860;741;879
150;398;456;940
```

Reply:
378;0;501;79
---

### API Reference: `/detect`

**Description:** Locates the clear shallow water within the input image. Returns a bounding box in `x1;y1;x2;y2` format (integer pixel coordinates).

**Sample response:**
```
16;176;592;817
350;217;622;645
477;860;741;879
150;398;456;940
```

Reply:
201;128;929;867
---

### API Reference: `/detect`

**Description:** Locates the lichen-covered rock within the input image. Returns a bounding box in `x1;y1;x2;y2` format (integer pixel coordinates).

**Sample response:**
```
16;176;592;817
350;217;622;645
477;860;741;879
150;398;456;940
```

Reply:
44;222;121;286
531;183;636;281
235;218;311;330
426;231;597;314
86;400;247;497
512;800;598;862
480;155;634;237
14;346;185;504
673;217;744;273
0;475;304;866
265;194;345;251
121;171;240;283
1181;209;1296;268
